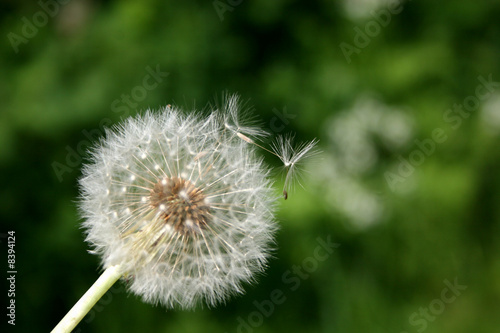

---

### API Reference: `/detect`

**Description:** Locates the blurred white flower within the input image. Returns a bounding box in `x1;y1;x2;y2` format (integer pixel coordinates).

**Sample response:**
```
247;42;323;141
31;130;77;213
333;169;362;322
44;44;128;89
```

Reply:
315;96;413;229
79;97;277;309
480;92;500;135
343;0;387;19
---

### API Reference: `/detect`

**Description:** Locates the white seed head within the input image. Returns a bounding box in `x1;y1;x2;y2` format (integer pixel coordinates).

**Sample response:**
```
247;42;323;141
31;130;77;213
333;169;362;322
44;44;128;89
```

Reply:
79;98;277;309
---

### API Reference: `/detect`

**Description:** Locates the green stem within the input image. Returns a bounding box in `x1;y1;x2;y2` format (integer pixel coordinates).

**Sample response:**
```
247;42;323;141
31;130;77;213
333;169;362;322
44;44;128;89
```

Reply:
51;265;123;333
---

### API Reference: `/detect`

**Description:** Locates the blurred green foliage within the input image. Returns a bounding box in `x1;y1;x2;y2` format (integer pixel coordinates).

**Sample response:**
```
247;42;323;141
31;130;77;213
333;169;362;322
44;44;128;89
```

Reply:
1;0;500;332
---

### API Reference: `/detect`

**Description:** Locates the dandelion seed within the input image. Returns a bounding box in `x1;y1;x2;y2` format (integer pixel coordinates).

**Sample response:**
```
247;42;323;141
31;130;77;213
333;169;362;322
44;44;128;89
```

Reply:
237;132;256;144
272;134;320;198
217;92;269;140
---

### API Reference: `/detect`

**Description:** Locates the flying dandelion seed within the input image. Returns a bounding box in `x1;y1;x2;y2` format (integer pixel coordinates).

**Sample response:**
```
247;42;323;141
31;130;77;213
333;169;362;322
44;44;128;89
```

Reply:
218;92;269;140
271;134;320;198
52;94;318;333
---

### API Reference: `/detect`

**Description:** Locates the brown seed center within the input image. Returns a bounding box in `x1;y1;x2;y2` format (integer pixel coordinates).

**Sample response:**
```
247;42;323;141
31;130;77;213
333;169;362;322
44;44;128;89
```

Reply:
149;177;210;235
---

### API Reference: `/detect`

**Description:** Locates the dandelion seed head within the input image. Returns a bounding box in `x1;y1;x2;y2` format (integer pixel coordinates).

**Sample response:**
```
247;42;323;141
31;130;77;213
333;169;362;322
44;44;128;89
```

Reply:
79;99;277;309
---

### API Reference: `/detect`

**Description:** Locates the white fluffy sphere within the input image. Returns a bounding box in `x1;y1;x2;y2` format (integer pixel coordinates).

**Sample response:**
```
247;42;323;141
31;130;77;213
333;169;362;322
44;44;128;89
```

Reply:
79;99;277;309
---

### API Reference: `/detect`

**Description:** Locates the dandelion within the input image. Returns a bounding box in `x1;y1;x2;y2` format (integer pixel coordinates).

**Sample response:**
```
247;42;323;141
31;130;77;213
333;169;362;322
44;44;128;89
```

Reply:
52;99;277;333
52;95;318;333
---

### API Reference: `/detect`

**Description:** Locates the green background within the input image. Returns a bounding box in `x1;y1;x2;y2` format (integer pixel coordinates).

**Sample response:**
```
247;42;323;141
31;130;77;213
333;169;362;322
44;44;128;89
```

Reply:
1;0;500;332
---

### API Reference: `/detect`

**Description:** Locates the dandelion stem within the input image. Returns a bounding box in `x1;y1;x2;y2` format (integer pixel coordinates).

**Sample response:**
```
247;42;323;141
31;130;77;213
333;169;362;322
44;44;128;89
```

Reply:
51;265;123;333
